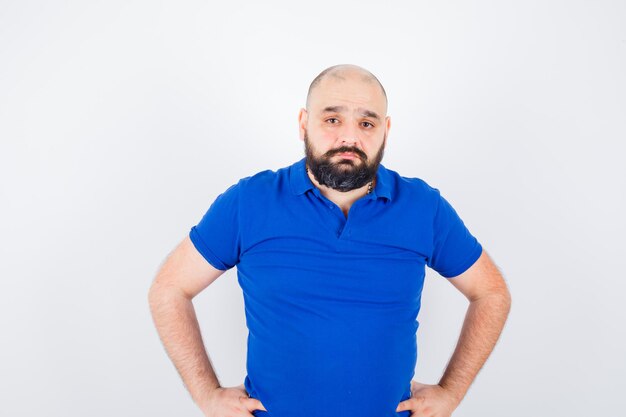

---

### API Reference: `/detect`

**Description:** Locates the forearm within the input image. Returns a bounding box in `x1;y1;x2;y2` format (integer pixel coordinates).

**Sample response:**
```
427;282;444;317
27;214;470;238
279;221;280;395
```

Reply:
438;291;511;403
148;285;220;408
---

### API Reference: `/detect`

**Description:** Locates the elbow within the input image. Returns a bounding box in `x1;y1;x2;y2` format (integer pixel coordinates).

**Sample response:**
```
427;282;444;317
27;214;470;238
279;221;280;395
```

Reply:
147;279;188;314
147;283;164;314
472;286;512;315
493;286;512;317
501;288;512;314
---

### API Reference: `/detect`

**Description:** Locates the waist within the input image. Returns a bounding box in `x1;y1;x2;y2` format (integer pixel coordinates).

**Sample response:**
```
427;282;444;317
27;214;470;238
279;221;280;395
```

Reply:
244;333;416;417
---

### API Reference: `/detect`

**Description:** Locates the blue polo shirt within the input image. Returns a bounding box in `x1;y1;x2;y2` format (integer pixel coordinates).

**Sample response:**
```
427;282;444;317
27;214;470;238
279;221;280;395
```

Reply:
189;157;482;417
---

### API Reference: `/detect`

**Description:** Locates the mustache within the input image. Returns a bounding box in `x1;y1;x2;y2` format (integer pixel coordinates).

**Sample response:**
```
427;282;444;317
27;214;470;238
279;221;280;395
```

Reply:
325;146;367;160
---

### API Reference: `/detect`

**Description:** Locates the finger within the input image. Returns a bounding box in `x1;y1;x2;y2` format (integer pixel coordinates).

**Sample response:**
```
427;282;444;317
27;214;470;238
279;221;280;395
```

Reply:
255;400;267;411
396;399;411;412
250;398;267;411
242;397;267;412
237;397;255;417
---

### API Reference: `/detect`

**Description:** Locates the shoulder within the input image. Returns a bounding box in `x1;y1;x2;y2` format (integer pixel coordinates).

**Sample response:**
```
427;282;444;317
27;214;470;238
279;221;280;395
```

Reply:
230;163;291;197
382;164;442;205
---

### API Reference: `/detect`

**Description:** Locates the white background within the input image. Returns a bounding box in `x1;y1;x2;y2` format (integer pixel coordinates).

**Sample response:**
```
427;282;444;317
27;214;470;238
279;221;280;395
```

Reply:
1;1;624;416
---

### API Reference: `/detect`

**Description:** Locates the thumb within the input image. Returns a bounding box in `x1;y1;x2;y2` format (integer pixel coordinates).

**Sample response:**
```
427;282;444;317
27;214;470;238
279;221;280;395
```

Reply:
396;399;409;412
252;399;267;411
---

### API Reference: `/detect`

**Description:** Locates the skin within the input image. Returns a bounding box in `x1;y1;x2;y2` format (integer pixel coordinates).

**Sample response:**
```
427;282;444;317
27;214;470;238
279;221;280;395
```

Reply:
298;65;391;217
148;236;266;416
396;249;511;416
303;67;512;416
148;64;511;417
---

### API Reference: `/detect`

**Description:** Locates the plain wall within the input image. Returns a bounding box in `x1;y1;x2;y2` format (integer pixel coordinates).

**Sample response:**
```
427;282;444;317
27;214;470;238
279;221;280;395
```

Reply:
1;1;624;416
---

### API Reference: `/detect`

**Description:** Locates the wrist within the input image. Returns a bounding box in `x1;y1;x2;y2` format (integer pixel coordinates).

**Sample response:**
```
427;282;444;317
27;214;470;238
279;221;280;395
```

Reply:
195;382;222;409
437;381;465;405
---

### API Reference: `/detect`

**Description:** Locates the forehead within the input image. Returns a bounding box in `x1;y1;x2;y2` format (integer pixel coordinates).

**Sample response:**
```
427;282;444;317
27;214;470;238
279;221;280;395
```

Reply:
309;75;387;117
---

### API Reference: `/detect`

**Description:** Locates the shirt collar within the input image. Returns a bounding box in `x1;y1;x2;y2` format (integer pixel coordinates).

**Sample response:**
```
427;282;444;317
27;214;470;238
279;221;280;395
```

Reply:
289;157;393;202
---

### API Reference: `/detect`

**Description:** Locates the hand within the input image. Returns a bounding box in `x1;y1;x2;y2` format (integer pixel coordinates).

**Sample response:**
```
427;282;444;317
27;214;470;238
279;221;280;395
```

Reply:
200;383;267;417
395;380;459;417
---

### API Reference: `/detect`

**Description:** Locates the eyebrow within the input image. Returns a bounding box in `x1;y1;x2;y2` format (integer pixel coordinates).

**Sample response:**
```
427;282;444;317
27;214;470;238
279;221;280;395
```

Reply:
321;105;382;122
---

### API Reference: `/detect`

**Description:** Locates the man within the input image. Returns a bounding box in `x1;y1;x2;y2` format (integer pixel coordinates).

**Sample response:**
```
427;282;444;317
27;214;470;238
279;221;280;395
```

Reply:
148;64;511;417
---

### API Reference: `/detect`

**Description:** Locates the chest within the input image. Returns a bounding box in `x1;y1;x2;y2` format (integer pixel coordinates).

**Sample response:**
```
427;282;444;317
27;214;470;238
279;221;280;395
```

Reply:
236;192;433;311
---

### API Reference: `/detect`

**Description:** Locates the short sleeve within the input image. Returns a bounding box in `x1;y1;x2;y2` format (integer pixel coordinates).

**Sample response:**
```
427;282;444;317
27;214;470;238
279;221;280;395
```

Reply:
188;181;242;271
426;189;483;278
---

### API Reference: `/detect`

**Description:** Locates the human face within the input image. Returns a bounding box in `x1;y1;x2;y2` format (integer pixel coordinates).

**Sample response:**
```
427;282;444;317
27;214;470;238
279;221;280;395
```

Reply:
303;128;386;192
298;73;391;192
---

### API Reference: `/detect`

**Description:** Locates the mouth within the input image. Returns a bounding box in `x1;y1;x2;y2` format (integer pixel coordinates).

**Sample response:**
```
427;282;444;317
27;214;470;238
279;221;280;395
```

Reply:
336;152;359;159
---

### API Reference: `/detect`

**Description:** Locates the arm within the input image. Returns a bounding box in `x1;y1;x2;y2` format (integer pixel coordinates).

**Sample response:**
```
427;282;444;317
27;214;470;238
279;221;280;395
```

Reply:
397;249;511;416
148;235;227;409
438;248;511;403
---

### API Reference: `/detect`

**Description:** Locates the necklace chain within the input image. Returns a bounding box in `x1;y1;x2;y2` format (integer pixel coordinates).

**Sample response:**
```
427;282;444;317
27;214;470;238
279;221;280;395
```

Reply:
306;167;373;194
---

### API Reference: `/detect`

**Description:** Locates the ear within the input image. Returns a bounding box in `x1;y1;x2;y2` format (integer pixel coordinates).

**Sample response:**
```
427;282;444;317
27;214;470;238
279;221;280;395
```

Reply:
385;115;391;138
298;108;308;141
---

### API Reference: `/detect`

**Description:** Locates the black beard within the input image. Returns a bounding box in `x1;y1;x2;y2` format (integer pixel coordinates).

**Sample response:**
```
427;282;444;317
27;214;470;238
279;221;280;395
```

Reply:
303;132;385;192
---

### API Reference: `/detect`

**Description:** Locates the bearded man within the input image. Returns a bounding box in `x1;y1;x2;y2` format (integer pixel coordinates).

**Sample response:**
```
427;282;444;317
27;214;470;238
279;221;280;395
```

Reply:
149;64;511;417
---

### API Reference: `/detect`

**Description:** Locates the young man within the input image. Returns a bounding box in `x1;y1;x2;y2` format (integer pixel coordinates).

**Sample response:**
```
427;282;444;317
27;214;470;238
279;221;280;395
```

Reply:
149;64;511;417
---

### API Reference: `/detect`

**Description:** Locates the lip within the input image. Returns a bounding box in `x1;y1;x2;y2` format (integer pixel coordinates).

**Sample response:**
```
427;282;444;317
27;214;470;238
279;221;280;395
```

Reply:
336;152;358;159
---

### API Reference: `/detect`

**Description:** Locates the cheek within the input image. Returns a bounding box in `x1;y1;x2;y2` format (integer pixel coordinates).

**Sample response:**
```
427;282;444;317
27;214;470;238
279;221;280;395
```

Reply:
317;129;337;143
309;130;337;148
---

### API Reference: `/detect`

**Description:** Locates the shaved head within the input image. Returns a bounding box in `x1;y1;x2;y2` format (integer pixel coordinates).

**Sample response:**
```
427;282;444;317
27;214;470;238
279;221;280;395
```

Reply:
306;64;388;112
299;64;390;193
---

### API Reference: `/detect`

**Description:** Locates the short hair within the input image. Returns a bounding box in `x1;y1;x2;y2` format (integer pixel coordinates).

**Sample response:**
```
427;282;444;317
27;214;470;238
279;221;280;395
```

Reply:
305;64;388;111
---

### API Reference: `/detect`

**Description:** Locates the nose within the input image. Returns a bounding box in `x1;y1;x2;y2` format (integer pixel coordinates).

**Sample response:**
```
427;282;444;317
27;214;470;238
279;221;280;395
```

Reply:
338;121;359;146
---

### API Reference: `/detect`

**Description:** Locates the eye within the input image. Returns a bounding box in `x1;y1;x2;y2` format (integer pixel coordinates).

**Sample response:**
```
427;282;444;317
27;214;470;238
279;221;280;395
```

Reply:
362;121;374;128
326;118;339;124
